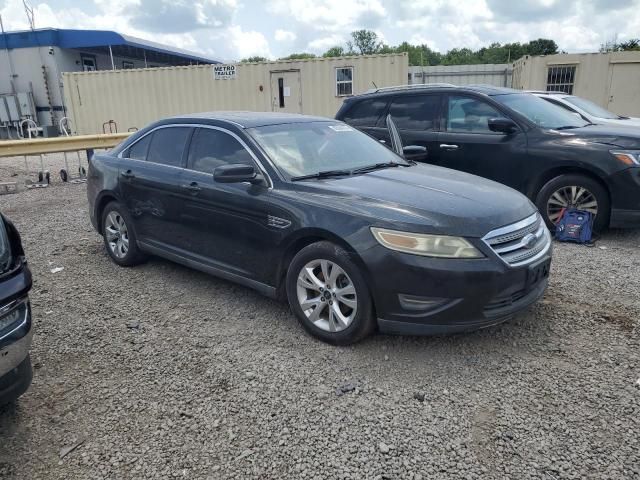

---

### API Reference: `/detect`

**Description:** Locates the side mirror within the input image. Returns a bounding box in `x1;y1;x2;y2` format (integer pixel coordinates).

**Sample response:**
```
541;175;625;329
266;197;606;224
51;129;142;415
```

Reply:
213;164;264;185
488;117;518;134
403;145;428;161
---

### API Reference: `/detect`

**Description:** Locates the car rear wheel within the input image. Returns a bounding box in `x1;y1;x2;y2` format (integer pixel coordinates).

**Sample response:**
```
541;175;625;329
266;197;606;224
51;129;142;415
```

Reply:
101;201;146;266
286;241;375;345
536;174;610;232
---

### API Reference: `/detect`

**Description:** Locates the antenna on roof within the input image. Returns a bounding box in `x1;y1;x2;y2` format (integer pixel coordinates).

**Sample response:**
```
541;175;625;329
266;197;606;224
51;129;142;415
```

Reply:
23;0;35;30
371;81;378;88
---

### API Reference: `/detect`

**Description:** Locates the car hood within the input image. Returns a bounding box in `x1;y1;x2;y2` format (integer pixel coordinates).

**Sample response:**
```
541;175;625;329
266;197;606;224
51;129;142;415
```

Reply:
291;164;536;237
554;124;640;148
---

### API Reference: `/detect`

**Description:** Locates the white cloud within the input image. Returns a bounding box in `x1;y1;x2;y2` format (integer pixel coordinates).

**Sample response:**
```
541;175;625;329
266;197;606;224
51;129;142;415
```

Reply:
308;34;346;50
228;26;272;59
274;29;296;42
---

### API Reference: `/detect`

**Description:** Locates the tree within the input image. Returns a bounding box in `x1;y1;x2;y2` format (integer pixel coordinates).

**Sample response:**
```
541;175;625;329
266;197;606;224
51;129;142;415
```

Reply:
279;53;316;60
322;46;346;57
350;29;382;55
601;38;640;52
240;56;267;63
526;38;559;56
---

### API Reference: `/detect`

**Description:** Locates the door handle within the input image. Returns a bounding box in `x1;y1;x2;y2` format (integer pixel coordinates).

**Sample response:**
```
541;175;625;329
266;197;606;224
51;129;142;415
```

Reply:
182;182;202;193
439;144;459;150
121;170;135;179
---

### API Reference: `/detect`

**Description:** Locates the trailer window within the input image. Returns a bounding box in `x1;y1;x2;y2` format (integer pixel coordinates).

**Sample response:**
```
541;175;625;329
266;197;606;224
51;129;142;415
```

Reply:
336;67;353;96
546;65;576;94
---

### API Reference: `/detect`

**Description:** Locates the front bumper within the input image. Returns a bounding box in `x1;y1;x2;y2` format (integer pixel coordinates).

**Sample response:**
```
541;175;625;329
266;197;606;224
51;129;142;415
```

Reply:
607;168;640;228
361;245;551;335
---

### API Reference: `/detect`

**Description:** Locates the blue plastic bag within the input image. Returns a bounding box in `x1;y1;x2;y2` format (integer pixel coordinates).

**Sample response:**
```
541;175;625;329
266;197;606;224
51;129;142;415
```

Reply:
555;208;593;243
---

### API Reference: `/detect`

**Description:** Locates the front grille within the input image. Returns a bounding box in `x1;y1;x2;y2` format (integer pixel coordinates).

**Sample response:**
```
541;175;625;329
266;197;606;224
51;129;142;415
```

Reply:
483;213;551;267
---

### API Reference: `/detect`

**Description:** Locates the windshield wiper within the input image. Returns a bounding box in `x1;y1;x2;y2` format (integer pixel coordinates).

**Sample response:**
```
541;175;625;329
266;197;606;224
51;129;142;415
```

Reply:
351;162;403;174
290;169;352;181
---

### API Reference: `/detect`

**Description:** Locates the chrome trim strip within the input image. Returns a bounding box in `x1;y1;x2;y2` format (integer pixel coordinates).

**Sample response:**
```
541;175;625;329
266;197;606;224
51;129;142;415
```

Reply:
482;213;551;268
483;212;539;240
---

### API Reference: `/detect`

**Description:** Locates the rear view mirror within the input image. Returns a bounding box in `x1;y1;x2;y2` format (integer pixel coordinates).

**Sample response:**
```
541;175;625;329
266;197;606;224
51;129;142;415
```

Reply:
403;145;428;161
488;117;518;134
213;164;264;185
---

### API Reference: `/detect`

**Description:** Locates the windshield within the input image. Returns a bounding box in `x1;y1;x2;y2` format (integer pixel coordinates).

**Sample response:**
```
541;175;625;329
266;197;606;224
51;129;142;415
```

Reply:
0;219;12;273
495;93;590;130
564;96;621;119
248;121;405;178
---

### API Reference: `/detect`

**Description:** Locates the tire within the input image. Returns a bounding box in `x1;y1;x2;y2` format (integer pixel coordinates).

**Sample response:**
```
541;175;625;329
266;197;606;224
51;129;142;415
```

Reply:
535;174;610;232
286;241;375;345
101;201;147;266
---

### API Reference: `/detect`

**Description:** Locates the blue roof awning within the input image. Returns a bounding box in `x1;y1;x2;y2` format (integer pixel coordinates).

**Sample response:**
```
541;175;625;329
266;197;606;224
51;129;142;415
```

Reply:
0;28;221;64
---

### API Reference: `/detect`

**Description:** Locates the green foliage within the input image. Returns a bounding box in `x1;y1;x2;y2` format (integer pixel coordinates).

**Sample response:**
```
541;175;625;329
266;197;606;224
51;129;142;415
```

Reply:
279;52;317;60
350;29;382;55
319;30;559;66
600;38;640;52
240;56;267;63
322;46;347;58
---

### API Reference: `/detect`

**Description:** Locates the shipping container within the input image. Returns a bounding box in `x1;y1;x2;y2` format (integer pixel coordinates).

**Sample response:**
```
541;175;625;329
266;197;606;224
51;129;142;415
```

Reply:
512;51;640;116
63;53;409;134
408;64;512;87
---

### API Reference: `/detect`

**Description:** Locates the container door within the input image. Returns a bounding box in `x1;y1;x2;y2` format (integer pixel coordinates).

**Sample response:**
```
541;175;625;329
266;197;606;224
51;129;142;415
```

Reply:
607;63;640;117
270;71;302;113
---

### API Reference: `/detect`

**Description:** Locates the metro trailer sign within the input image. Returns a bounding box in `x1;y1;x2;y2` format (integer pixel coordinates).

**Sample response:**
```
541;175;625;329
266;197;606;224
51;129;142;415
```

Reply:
213;65;237;79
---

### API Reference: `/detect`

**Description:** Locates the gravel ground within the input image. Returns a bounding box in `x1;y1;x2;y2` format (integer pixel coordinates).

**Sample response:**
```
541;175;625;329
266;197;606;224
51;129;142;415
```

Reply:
0;181;639;480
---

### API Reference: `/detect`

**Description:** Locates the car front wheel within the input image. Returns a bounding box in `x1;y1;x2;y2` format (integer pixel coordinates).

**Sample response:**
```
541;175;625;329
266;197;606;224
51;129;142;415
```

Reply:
536;174;610;232
286;241;375;345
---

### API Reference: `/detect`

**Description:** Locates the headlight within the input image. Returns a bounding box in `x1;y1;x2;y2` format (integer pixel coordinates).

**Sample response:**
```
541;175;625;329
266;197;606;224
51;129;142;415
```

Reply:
371;227;483;258
0;300;26;332
610;150;640;166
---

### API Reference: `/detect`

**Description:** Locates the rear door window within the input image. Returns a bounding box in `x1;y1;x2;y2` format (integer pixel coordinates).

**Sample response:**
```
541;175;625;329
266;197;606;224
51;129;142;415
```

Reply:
446;96;503;134
187;128;255;174
125;133;152;160
342;98;388;127
389;95;440;131
146;127;191;167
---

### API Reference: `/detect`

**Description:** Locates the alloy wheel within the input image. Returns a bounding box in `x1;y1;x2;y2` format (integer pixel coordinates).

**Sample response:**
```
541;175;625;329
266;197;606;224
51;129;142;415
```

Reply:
547;186;598;224
296;259;357;333
104;211;130;259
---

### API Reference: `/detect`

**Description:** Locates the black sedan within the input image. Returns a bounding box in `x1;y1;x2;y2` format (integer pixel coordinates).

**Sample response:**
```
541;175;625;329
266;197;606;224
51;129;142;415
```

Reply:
0;213;33;406
87;112;551;344
336;85;640;231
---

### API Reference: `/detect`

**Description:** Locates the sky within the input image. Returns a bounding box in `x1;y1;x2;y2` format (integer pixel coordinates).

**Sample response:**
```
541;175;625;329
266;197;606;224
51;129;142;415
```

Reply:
0;0;639;62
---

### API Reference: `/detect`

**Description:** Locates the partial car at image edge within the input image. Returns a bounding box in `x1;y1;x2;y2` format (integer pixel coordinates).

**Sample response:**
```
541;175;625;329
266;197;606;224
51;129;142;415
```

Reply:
0;213;34;407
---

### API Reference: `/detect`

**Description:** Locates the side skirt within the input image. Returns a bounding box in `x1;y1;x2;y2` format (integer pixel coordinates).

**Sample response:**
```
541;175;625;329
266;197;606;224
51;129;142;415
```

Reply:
138;241;278;299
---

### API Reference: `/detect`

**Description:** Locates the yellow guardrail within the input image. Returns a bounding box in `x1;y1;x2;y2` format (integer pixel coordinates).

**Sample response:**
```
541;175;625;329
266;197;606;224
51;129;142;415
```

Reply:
0;133;132;158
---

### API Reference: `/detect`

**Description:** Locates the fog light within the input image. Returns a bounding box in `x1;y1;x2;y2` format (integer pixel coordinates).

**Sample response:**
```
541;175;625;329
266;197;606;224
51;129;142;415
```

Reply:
398;294;452;312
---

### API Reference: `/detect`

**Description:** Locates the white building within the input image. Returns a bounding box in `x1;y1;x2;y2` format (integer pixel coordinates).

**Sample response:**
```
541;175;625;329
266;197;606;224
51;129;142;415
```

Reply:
0;28;220;137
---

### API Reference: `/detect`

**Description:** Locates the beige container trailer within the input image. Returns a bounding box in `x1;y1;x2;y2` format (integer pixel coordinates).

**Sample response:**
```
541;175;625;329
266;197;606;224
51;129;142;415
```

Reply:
63;53;408;135
511;51;640;117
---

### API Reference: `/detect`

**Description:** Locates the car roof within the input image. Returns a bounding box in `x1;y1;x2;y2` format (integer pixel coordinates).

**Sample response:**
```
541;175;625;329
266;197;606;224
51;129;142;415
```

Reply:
169;111;334;128
351;84;523;100
527;90;570;97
